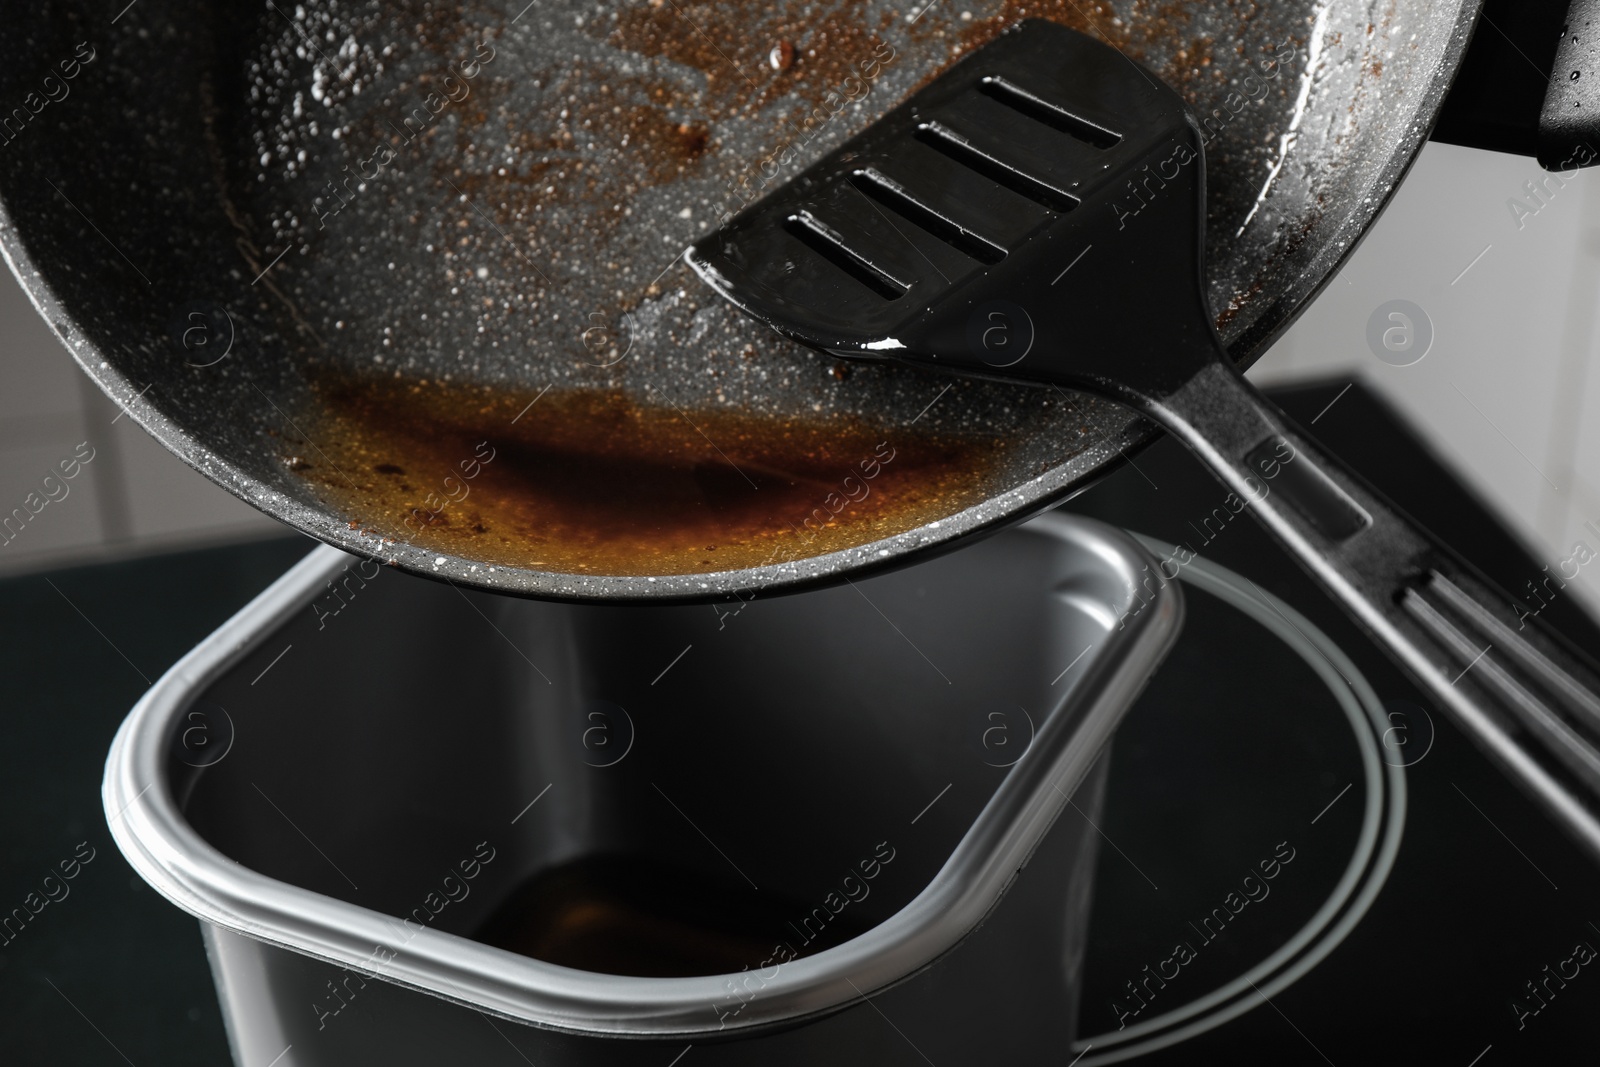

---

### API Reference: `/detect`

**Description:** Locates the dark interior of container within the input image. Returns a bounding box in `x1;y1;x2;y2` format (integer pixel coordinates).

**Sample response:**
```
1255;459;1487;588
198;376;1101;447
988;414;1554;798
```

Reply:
168;524;1120;977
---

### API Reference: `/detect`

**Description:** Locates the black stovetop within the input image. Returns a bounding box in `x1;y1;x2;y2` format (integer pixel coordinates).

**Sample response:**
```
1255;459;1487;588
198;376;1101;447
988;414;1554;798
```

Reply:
2;378;1596;1064
1061;379;1600;1065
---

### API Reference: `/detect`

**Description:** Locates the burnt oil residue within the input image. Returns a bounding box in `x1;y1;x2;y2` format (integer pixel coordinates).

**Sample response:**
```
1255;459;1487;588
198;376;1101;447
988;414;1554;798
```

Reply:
233;0;1355;583
294;371;1009;577
604;0;890;113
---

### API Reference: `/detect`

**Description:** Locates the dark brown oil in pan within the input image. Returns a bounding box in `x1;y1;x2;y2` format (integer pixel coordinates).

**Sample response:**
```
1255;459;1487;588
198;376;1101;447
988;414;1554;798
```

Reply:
289;374;1010;577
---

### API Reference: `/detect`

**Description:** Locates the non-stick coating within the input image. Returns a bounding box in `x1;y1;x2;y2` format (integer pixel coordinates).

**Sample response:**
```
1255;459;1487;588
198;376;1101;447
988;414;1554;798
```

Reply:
0;0;1479;600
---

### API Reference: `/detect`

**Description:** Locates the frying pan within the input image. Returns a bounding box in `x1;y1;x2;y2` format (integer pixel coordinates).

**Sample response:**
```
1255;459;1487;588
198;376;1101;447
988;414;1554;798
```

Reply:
22;0;1600;977
0;0;1481;602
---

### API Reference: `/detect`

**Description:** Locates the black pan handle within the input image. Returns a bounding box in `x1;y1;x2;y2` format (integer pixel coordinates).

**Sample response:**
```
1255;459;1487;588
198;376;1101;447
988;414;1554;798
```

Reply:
1151;360;1600;857
1431;0;1600;170
1538;0;1600;167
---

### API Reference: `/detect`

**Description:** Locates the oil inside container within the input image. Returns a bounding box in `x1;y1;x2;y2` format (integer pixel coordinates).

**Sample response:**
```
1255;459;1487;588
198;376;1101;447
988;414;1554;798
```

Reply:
290;373;1010;577
473;855;870;977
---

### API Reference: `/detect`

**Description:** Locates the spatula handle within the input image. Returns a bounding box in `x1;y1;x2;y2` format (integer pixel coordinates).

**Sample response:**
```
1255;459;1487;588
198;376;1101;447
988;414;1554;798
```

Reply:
1154;360;1600;859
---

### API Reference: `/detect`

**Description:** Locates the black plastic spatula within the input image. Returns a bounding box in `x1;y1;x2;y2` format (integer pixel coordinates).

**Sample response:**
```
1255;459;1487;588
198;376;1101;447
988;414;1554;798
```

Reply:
689;20;1600;862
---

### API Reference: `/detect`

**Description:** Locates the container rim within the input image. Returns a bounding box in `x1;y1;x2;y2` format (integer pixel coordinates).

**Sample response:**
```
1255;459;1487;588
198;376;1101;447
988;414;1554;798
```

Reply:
101;512;1181;1038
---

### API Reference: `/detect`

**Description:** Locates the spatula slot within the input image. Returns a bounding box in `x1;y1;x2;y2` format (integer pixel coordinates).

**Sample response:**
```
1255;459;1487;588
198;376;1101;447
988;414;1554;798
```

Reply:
782;211;911;300
847;168;1007;265
913;122;1080;213
977;76;1121;149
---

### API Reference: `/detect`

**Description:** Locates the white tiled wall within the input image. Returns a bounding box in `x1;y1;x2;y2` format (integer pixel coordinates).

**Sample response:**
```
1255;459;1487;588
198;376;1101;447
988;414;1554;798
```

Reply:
1251;140;1600;616
1;140;1598;602
0;268;281;577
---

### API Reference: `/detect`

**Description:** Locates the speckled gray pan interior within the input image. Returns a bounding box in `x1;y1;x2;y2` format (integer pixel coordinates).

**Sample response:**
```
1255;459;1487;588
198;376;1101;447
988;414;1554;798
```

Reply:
0;0;1479;600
